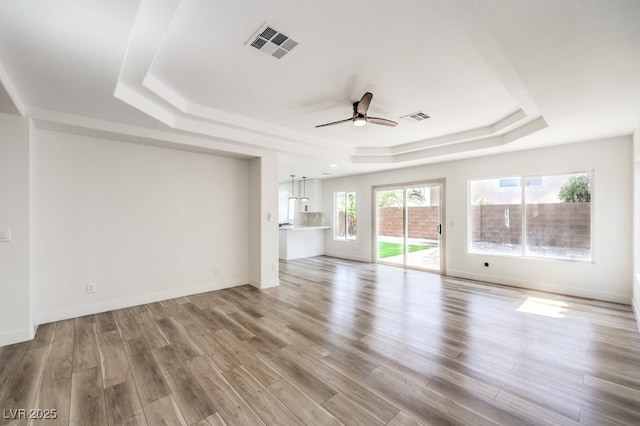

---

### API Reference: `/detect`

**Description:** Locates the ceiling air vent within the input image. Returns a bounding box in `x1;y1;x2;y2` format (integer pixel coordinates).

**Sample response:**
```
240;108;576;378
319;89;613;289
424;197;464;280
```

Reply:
246;24;299;59
400;111;431;123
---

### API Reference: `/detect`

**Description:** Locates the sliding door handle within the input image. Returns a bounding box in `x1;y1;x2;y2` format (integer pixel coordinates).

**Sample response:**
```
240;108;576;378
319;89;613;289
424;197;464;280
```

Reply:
437;224;442;235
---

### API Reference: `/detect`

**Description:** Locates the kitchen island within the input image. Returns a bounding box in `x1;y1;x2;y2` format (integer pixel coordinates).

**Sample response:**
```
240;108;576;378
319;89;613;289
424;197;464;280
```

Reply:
278;225;330;260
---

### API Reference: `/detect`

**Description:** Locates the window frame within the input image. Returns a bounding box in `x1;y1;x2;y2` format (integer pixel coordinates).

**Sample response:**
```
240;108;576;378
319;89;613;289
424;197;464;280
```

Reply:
334;191;357;241
468;170;593;263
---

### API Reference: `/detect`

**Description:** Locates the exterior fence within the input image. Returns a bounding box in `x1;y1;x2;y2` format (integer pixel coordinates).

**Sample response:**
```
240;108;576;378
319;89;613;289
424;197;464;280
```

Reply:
377;206;440;239
472;203;591;248
377;203;590;248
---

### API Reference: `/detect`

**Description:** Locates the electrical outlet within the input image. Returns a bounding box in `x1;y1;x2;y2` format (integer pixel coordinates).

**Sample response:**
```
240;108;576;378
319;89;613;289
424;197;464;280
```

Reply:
214;266;221;275
87;282;96;293
272;263;277;272
0;228;11;242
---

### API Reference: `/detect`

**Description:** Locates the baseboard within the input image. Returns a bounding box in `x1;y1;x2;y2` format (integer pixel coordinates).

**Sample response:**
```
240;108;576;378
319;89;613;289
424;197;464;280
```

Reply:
37;278;247;325
633;274;640;335
0;326;36;347
248;277;280;289
323;251;371;263
447;269;630;304
633;296;640;335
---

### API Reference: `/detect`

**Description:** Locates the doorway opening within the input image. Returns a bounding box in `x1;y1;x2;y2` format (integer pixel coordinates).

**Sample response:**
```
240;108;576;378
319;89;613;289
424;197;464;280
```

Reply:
374;180;445;273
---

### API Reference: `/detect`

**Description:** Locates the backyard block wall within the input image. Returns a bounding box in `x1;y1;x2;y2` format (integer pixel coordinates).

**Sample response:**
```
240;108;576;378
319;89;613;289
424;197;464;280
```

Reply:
471;203;591;248
526;203;591;248
377;204;590;247
470;205;522;245
377;207;440;239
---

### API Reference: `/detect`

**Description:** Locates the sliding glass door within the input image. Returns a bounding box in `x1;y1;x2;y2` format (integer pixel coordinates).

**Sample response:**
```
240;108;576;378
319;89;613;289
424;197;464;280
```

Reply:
375;188;405;267
375;181;444;272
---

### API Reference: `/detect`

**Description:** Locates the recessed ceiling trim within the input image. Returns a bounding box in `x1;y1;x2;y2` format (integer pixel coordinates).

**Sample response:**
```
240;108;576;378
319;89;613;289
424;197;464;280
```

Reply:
27;107;265;159
142;72;350;155
356;109;529;156
0;59;26;115
114;1;548;170
352;116;548;164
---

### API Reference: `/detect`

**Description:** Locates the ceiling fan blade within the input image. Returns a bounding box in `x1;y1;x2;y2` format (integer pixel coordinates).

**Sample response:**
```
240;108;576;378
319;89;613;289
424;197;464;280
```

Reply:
315;117;353;128
368;117;398;127
356;92;373;116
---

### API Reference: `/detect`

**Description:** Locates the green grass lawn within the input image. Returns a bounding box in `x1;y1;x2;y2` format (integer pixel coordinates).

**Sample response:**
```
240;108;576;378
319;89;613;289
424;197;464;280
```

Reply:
378;242;433;258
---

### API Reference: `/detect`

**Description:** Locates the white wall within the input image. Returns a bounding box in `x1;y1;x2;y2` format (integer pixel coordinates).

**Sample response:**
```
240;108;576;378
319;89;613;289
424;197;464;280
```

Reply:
0;113;34;345
633;126;640;325
323;136;633;303
248;155;280;288
36;129;251;322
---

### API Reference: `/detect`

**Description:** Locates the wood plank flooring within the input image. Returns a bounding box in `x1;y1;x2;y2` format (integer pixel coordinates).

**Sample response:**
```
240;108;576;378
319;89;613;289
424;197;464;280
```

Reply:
1;256;640;425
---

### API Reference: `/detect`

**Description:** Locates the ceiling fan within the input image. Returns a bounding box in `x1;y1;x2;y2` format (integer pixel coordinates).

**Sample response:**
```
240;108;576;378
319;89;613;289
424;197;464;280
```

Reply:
315;92;398;128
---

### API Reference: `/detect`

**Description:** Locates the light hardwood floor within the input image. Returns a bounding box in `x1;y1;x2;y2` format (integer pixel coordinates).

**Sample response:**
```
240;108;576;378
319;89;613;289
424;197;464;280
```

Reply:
1;256;640;425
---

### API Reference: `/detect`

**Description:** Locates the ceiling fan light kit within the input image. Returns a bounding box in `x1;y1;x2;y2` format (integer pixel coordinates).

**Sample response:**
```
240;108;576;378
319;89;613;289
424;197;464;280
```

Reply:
316;92;398;129
353;116;367;126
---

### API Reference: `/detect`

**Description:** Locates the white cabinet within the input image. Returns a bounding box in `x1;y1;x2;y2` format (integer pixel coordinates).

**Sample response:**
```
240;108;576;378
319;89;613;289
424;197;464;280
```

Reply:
279;178;323;224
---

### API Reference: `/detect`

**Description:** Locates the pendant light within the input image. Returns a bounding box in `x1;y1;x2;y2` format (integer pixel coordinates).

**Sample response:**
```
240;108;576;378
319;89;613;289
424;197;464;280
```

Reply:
300;176;309;202
288;175;298;200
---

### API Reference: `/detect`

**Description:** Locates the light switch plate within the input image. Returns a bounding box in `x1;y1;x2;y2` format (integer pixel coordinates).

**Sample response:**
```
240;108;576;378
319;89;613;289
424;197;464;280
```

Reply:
0;228;11;242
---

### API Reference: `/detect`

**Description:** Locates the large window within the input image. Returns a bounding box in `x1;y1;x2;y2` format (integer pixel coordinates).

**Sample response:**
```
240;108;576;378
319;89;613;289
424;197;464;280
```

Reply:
469;172;592;261
335;191;356;240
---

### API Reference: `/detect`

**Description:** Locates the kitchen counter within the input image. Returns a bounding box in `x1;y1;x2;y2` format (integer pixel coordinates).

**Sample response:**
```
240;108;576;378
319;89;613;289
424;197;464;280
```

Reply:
279;225;330;231
278;226;329;260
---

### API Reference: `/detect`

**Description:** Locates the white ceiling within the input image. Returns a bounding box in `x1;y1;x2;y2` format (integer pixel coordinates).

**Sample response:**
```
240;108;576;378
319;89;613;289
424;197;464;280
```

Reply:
0;0;639;181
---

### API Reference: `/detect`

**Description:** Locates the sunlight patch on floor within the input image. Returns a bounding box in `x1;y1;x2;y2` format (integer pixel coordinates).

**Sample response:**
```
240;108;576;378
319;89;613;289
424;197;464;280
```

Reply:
517;297;569;318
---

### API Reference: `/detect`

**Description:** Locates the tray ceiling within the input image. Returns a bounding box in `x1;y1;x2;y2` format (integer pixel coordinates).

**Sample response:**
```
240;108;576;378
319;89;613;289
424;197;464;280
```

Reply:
0;0;638;179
